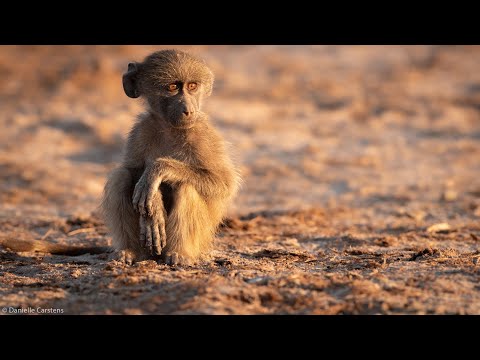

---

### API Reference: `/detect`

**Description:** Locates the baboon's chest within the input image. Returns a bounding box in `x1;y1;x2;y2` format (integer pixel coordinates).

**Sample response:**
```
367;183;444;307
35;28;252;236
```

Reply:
152;134;204;166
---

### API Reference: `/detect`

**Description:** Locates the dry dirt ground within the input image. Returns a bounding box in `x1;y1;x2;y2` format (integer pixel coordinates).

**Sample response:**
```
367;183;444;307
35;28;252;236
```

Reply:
1;45;480;314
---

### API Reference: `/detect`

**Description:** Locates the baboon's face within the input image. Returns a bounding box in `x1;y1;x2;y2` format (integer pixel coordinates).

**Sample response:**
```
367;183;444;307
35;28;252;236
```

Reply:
123;50;214;126
145;77;205;127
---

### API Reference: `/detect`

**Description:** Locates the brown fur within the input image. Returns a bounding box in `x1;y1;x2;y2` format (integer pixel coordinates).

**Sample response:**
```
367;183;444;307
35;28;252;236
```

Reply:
101;50;240;265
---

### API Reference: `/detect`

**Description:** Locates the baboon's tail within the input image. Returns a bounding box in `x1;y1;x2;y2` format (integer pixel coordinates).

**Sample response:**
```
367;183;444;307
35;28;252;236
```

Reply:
0;238;111;256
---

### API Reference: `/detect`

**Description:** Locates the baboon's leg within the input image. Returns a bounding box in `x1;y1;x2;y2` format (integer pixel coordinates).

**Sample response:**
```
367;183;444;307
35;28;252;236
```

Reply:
162;184;216;265
101;167;149;263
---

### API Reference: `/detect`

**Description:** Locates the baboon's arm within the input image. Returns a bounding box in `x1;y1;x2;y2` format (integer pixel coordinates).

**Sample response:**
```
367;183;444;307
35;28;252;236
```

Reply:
132;157;231;216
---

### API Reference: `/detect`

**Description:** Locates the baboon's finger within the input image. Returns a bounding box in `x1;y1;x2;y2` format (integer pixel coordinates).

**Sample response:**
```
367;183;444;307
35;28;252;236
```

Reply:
154;211;167;250
146;192;155;217
132;179;145;211
145;219;153;253
137;187;148;215
159;216;167;249
139;215;147;248
152;218;162;255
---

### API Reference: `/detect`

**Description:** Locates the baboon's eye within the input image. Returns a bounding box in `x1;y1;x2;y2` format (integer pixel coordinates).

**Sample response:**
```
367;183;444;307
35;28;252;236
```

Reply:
187;82;198;91
168;83;178;91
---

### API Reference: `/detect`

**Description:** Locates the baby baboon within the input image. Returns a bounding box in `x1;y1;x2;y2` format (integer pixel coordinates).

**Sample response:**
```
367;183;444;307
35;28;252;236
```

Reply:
101;50;240;265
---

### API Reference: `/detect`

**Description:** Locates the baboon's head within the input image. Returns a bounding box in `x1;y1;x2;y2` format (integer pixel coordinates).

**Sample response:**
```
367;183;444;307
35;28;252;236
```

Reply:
123;49;214;126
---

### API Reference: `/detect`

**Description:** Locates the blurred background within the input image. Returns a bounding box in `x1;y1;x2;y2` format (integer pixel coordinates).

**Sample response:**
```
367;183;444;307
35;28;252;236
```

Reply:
1;45;480;220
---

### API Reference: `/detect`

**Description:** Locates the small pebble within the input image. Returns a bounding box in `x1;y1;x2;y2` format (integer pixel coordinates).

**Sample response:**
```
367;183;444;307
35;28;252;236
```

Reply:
427;223;451;233
441;190;458;202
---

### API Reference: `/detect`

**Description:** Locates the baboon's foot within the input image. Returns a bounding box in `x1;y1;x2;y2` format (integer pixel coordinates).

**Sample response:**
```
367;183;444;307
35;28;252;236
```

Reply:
161;252;193;266
111;249;137;265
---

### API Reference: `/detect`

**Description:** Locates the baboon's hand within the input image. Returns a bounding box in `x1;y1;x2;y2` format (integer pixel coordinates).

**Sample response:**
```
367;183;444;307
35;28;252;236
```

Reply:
138;188;167;255
132;170;162;216
139;212;167;255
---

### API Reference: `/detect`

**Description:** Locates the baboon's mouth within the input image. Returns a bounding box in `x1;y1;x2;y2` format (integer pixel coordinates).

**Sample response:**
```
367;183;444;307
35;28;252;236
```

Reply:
180;114;197;123
171;117;196;129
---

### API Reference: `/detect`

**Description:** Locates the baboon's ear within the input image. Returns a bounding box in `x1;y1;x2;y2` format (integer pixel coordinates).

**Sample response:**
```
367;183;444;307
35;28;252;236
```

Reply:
122;62;141;98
